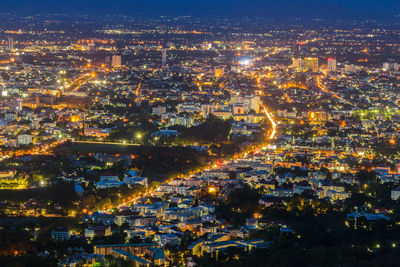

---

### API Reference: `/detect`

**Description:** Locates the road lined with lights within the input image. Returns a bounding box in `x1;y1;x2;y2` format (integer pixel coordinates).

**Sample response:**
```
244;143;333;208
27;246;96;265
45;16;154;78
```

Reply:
96;102;278;213
0;138;67;158
64;72;96;92
316;72;350;105
262;104;277;141
72;140;141;146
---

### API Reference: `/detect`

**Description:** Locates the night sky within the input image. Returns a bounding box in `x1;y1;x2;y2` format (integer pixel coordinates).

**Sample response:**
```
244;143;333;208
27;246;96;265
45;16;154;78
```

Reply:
1;0;400;19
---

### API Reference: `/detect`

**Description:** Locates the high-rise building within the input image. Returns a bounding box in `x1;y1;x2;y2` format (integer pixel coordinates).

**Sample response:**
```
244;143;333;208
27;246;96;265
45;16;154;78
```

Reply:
292;58;304;71
105;56;111;65
162;48;167;67
111;55;122;67
344;64;357;73
231;95;261;113
383;62;390;71
327;58;337;72
309;110;328;124
201;104;215;117
233;103;245;114
304;58;319;72
382;62;399;71
8;37;14;51
214;68;224;78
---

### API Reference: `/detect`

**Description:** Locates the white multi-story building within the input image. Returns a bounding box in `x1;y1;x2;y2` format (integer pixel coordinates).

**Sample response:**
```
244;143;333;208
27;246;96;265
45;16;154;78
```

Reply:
201;104;215;117
152;106;167;116
391;187;400;200
17;134;33;145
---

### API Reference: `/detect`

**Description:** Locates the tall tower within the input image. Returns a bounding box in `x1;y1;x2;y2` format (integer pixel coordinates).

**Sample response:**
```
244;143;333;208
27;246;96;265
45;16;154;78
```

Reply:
162;48;167;68
8;36;14;51
111;55;122;67
304;58;319;72
292;58;304;71
327;58;337;72
35;94;40;108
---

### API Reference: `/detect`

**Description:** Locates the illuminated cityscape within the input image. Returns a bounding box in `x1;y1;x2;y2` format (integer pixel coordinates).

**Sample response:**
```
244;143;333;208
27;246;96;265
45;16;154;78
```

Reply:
1;1;400;266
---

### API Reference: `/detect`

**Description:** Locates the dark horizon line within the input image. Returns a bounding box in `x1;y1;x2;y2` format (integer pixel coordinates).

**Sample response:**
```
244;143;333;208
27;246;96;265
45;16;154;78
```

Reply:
0;0;399;21
0;13;399;23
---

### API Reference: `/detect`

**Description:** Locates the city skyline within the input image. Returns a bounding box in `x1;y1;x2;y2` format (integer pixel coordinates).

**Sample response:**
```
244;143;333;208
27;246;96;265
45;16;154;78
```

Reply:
1;3;400;267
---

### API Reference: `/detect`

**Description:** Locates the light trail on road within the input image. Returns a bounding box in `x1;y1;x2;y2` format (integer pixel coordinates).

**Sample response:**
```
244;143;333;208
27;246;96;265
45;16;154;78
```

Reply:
262;104;277;141
96;102;278;214
316;73;350;105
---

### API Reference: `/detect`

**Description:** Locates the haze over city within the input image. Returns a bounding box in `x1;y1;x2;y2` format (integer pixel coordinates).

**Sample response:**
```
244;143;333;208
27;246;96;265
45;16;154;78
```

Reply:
1;0;400;18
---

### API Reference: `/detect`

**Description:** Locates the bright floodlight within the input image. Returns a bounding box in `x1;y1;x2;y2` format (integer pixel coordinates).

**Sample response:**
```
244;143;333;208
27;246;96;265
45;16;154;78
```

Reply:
240;59;251;65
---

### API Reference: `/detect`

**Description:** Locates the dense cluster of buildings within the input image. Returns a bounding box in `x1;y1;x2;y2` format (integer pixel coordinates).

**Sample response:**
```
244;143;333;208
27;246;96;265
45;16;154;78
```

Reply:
1;15;400;266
